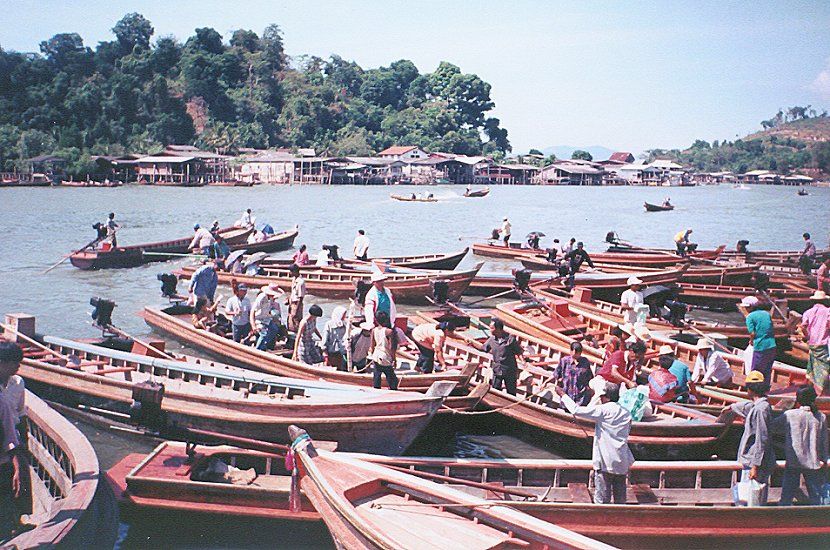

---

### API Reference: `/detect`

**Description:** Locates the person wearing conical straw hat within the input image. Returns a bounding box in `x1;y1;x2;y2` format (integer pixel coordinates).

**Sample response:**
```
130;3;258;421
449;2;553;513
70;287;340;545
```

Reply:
800;290;830;395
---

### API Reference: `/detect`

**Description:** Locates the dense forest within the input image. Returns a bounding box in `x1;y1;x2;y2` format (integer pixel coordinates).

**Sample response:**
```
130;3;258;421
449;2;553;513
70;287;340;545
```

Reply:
0;13;511;173
646;107;830;174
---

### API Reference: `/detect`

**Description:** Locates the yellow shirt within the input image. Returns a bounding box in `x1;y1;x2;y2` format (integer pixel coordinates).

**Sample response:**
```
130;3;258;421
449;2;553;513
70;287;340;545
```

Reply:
674;230;688;243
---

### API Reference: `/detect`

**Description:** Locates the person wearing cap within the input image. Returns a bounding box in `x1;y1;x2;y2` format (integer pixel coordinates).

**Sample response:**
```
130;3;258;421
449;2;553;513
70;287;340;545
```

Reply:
800;290;830;394
353;229;370;261
364;271;397;328
250;284;285;351
743;296;776;387
287;264;306;332
483;319;524;396
554;341;593;405
189;223;216;255
673;228;693;256
771;385;829;505
563;242;595;290
412;321;452;373
348;321;374;371
225;281;252;343
722;371;776;484
658;345;692;402
293;304;324;365
620;276;644;325
692;338;733;387
648;351;679;403
321;306;349;371
500;217;511;246
554;381;635;504
368;311;399;390
189;257;221;304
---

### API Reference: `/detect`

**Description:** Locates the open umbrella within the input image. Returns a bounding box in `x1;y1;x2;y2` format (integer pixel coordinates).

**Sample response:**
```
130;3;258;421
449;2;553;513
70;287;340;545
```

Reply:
226;249;247;267
526;231;546;239
243;252;268;269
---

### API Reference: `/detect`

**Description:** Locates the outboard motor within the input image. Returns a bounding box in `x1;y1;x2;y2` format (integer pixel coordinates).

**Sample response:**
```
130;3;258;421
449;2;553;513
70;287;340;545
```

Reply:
354;280;371;306
129;381;166;430
491;228;500;240
323;244;340;262
545;247;558;263
92;222;108;240
663;300;689;327
736;240;750;254
527;234;540;249
605;231;621;245
752;271;770;292
157;273;179;298
513;269;532;293
686;243;699;253
90;297;115;328
431;280;449;304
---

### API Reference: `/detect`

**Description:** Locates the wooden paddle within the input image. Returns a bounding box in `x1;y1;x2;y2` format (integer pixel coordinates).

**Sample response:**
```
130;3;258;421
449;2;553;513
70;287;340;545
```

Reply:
42;235;102;274
106;324;177;360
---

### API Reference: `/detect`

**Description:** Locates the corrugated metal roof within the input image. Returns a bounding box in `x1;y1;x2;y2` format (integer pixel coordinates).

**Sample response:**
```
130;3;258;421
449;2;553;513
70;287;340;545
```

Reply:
137;156;197;163
379;145;418;155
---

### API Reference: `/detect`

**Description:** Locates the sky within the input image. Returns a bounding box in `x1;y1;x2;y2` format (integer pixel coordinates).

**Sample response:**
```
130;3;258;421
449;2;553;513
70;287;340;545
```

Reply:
2;0;829;154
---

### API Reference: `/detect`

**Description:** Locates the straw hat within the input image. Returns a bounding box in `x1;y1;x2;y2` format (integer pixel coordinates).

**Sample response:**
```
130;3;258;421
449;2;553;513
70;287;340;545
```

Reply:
810;290;828;301
360;321;374;331
627;276;644;286
634;326;652;341
370;271;387;282
618;322;635;335
745;370;765;384
658;344;675;356
696;338;714;350
261;283;282;297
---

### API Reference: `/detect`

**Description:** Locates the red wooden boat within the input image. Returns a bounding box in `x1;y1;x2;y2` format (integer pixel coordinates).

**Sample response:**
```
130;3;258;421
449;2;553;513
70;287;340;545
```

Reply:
259;248;469;271
174;263;482;304
676;281;814;312
365;455;830;548
140;305;482;398
9;320;448;454
228;226;299;254
69;225;252;270
2;390;117;548
474;242;724;265
288;426;611;550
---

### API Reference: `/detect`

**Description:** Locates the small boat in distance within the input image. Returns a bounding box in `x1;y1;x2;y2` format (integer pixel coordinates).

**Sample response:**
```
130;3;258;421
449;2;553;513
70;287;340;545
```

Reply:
463;186;490;197
643;201;674;212
391;193;438;202
797;188;809;196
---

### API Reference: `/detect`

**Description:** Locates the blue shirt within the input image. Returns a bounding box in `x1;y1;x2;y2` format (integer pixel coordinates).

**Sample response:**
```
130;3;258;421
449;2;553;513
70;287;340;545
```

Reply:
669;359;691;395
746;310;776;351
375;289;391;318
190;265;218;300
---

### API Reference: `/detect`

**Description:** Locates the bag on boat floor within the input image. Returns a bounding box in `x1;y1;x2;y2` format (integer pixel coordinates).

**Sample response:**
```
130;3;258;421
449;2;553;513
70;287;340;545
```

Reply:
732;479;768;507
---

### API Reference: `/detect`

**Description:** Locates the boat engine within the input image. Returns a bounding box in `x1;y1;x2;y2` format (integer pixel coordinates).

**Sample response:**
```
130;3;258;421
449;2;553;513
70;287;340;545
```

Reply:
323;244;340;261
605;231;621;245
90;297;115;328
130;381;166;430
752;272;770;292
354;280;371;306
513;269;532;292
157;273;179;298
431;280;449;304
736;240;750;253
663;300;689;327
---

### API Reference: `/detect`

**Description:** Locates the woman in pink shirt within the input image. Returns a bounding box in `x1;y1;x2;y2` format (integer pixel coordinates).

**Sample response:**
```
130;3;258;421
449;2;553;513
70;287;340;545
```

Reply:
292;244;309;266
801;291;830;394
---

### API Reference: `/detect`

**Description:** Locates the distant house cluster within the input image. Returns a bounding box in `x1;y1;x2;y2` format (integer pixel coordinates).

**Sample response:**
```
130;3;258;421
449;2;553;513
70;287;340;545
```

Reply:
10;145;817;187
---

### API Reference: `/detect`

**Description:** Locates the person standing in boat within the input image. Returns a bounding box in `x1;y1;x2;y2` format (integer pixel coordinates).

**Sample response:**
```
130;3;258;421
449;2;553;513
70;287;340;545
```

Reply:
321;306;348;371
189;257;221;305
250;284;285;351
368;311;399;390
800;291;830;395
771;385;829;506
742;296;776;389
722;371;776;485
225;281;252;343
483;319;524;396
674;228;693;256
554;381;635;504
0;342;28;535
364;272;397;328
105;212;120;247
500;217;511;246
353;229;370;261
800;232;817;275
620;276;644;325
293;305;324;365
692;339;733;387
287;264;306;332
190;223;216;256
562;242;595;290
554;341;593;405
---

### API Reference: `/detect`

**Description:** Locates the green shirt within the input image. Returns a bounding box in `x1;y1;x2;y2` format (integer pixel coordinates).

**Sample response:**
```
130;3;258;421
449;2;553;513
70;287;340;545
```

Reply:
746;310;776;351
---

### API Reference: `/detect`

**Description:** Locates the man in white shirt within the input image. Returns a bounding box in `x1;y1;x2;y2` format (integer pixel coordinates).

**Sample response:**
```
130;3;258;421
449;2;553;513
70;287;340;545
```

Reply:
555;381;635;504
225;283;252;342
561;238;576;256
692;339;733;386
620;276;645;325
500;218;511;246
189;224;216;255
239;208;254;228
353;229;370;261
250;284;285;350
364;271;397;327
315;247;331;267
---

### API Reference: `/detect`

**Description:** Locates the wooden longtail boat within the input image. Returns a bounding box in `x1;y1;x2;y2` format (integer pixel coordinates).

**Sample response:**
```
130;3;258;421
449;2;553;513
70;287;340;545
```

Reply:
464;187;490;197
11;327;448;454
174;263;482;303
206;180;255;187
676;281;814;312
364;455;830;548
228;227;299;254
69;225;252;270
288;426;611;550
2;390;117;548
414;311;729;449
259;248;469;272
474;242;724;264
140;305;482;400
59;179;123;187
466;265;689;300
390;193;438;202
643;202;674;212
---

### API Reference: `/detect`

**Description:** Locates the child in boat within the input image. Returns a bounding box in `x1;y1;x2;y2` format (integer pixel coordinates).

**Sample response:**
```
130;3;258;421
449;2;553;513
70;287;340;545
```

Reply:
369;311;399;390
192;297;221;334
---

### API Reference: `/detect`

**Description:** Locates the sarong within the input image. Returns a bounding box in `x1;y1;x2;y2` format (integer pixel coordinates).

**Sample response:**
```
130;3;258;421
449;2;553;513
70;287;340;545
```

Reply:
807;345;830;392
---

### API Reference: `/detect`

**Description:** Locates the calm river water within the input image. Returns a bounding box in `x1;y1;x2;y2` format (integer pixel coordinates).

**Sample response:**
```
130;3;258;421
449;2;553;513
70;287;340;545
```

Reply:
1;183;828;547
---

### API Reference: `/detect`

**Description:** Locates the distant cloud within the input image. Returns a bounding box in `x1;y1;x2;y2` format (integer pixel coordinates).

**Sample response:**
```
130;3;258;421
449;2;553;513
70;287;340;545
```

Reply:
810;58;830;100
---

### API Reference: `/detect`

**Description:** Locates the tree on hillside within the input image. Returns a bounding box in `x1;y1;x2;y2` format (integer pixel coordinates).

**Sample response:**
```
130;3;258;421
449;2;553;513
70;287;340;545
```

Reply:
571;150;592;161
113;13;154;53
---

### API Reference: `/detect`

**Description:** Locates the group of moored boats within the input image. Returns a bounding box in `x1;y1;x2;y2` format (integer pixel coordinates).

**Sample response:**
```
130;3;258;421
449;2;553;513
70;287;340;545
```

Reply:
6;221;830;547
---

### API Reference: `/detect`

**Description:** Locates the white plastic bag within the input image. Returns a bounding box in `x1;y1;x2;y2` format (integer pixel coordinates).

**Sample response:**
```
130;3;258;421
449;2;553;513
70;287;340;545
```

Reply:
732;478;768;507
742;345;754;375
